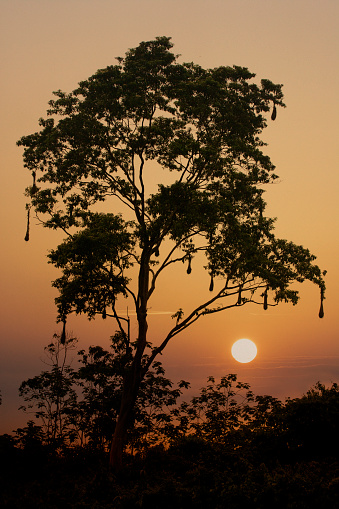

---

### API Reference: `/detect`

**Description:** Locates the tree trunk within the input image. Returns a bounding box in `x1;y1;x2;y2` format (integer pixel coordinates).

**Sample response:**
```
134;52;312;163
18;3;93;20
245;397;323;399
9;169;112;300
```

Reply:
109;249;150;470
109;367;140;470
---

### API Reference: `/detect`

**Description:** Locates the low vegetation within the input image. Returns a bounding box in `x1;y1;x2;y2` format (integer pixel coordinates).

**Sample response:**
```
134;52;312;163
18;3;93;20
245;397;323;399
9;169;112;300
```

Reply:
1;336;339;507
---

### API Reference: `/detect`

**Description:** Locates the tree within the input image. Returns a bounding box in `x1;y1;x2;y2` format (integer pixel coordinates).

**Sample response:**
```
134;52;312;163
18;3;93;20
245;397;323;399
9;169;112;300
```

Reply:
281;382;339;458
170;374;254;442
18;36;326;469
18;335;78;448
75;339;125;450
75;332;188;452
18;333;188;454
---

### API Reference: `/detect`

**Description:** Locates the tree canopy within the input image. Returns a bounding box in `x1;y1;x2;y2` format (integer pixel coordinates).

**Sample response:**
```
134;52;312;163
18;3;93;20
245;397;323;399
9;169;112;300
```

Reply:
18;36;326;468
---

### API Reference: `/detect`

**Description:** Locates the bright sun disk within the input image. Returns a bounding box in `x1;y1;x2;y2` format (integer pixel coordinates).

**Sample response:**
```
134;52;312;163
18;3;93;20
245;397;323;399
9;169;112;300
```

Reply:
231;338;257;363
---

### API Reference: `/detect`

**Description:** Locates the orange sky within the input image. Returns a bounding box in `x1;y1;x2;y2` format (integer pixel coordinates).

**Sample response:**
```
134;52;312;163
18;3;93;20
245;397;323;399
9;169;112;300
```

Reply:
1;0;338;433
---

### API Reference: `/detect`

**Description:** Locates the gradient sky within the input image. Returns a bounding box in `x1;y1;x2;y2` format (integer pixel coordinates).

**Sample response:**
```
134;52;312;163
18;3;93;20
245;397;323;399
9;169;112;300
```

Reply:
1;0;338;433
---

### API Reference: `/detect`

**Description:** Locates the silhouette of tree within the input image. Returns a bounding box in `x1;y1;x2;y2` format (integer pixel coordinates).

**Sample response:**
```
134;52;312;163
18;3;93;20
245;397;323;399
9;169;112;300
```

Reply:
74;338;125;449
14;420;45;451
281;382;339;459
18;36;326;468
75;332;188;451
18;334;188;453
18;336;78;448
170;374;253;441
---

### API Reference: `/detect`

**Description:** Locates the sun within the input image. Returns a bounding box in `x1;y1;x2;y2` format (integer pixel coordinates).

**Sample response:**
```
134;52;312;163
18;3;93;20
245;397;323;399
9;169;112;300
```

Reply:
231;338;257;363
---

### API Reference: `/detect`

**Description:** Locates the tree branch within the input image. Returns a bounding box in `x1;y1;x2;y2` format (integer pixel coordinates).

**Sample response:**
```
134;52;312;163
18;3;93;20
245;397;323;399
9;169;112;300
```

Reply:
143;277;269;373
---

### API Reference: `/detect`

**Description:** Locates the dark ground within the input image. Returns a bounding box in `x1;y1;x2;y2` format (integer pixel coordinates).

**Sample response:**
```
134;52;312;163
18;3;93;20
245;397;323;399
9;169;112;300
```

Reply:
1;436;339;508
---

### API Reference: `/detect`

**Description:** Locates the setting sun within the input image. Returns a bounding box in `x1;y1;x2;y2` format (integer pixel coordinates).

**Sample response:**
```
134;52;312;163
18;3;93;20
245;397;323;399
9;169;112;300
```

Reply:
231;339;257;363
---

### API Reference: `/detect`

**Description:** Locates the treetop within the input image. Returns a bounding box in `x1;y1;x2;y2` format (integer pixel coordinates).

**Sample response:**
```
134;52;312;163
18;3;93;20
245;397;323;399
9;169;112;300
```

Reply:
18;36;325;333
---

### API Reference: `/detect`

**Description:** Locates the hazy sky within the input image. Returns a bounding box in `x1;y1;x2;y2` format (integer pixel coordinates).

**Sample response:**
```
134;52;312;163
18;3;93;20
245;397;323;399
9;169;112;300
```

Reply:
1;0;338;433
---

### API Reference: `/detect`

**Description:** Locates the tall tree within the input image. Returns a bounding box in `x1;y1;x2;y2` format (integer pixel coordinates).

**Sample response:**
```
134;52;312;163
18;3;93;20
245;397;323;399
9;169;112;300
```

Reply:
18;37;325;469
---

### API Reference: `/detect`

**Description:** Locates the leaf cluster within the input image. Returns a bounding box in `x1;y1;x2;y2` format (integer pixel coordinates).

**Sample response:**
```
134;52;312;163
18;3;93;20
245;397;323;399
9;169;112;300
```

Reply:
17;36;326;368
48;213;134;319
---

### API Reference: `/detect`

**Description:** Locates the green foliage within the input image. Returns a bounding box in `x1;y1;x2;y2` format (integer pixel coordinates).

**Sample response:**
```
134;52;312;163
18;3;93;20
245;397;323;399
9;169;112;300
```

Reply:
18;36;325;337
49;213;134;320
